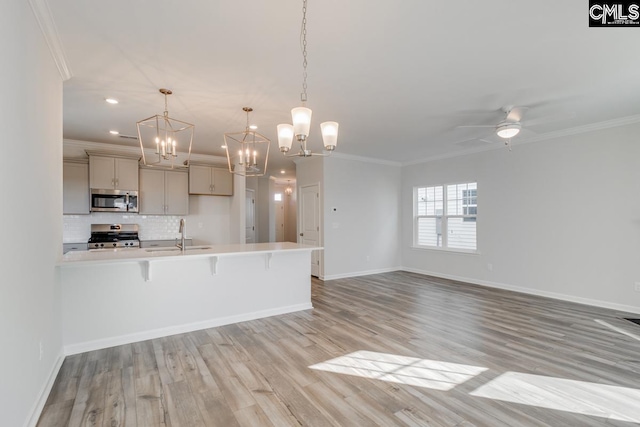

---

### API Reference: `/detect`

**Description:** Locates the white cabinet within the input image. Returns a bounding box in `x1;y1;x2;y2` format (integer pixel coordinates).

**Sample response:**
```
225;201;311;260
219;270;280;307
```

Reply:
63;160;90;214
189;165;233;196
89;155;139;190
139;168;189;215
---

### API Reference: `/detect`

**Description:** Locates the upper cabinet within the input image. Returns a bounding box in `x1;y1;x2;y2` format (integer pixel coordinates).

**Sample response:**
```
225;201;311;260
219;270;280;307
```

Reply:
63;160;90;214
89;154;139;191
189;165;233;196
139;168;189;215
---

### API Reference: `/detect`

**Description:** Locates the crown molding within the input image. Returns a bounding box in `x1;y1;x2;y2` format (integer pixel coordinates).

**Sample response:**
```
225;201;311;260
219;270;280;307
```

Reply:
329;151;402;167
516;113;640;145
63;139;227;166
63;139;140;157
28;0;72;81
403;113;640;166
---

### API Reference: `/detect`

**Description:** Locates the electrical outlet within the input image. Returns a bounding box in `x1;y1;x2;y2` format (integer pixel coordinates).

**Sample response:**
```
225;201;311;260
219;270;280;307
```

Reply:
635;282;640;292
487;263;493;272
366;255;370;262
39;341;43;361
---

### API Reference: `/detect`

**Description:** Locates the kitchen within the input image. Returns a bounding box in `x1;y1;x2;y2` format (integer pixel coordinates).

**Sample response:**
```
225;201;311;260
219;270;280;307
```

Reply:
59;138;317;357
62;139;298;252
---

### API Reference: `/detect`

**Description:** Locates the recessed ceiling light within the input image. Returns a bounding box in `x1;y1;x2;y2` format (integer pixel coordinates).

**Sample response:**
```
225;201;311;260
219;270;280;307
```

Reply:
249;125;258;130
109;130;119;135
221;145;227;149
280;170;286;174
105;98;119;105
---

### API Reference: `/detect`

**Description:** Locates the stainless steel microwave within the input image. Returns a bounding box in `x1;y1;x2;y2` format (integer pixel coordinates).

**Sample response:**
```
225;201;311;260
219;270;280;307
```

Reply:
90;189;138;212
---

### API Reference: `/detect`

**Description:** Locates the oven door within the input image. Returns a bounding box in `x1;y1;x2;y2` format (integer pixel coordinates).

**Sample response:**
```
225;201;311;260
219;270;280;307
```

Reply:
90;189;138;212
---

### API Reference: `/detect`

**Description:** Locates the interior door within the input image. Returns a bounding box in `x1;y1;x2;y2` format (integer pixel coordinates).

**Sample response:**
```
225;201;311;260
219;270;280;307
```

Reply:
300;184;320;277
245;189;255;243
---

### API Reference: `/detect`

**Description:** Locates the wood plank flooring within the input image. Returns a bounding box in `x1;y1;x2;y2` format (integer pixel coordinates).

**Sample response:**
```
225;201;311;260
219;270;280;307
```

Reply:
38;272;640;426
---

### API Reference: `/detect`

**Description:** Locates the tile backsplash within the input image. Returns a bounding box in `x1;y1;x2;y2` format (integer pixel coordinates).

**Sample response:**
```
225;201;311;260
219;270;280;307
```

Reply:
63;212;184;243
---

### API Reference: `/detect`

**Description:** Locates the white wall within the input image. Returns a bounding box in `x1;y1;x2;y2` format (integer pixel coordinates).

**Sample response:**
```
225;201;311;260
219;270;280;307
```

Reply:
323;156;402;279
256;177;271;243
0;1;64;425
185;195;231;245
229;173;246;243
283;183;298;242
402;123;640;313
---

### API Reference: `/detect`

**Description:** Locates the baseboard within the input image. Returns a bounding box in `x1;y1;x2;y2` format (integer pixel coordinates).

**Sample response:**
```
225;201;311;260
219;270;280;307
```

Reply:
25;351;65;427
322;267;402;281
401;267;640;315
64;303;313;355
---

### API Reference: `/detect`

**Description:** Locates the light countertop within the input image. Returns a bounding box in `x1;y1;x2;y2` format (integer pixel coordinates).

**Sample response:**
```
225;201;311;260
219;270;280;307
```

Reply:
59;242;321;266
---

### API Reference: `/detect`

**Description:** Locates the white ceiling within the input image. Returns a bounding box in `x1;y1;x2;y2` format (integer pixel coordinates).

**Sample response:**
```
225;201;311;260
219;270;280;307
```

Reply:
49;0;640;178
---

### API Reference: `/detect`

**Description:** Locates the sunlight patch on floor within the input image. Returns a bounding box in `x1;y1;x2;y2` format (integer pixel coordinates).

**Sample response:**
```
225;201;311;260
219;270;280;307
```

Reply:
470;371;640;423
595;319;640;342
309;350;487;391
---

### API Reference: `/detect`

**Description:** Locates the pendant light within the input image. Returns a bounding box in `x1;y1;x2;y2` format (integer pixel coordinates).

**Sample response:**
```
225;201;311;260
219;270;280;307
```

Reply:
277;0;339;157
224;107;271;177
136;88;194;168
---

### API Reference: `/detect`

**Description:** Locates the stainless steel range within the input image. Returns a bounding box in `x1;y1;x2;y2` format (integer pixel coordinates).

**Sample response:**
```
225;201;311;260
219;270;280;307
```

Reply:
88;224;140;250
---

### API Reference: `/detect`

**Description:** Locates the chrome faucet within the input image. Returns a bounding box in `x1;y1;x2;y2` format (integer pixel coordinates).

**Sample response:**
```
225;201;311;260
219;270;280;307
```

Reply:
178;218;186;252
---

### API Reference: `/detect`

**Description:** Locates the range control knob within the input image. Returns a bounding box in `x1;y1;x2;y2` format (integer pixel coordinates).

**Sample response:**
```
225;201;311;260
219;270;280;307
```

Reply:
99;243;104;247
113;243;117;247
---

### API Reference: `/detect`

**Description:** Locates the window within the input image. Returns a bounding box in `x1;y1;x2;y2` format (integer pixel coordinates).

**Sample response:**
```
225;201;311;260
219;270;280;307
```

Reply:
274;193;283;202
414;182;477;251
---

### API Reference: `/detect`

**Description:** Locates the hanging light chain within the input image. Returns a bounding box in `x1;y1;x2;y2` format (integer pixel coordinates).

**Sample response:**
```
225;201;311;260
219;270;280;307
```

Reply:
159;88;173;118
300;0;308;104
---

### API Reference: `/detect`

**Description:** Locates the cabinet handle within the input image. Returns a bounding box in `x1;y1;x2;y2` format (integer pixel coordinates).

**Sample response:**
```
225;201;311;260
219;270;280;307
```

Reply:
115;178;119;188
300;233;304;237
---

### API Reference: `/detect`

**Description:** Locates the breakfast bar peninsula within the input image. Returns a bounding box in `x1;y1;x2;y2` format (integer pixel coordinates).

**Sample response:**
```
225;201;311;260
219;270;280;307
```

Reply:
59;242;319;355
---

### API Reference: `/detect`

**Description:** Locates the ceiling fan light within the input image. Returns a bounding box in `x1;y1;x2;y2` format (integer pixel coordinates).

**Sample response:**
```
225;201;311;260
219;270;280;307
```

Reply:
496;123;521;139
291;107;312;140
277;124;294;152
320;121;339;151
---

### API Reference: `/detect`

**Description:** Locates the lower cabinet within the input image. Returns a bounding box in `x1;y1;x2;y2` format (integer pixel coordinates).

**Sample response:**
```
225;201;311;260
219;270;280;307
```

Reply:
139;168;189;215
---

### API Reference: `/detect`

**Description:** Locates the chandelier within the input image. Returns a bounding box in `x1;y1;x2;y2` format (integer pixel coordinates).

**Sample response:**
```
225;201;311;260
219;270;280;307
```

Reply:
277;0;339;157
285;180;293;196
224;107;271;177
136;88;194;168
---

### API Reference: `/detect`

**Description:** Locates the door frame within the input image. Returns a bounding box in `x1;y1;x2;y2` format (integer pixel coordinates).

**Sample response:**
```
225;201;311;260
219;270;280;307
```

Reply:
299;182;322;278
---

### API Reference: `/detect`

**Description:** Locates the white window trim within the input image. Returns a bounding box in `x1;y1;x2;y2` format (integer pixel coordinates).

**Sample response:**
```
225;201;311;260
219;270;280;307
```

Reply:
410;245;481;255
413;183;478;254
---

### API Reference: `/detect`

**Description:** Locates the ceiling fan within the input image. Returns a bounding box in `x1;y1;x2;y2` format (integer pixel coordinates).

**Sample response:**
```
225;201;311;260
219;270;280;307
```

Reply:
456;105;530;146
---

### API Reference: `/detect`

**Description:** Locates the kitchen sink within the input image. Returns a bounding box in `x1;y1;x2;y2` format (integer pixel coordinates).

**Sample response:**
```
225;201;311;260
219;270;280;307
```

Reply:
145;246;212;253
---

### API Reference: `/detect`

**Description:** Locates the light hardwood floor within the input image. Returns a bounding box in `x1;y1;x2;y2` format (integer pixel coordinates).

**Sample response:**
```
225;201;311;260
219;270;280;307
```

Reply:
38;272;640;426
